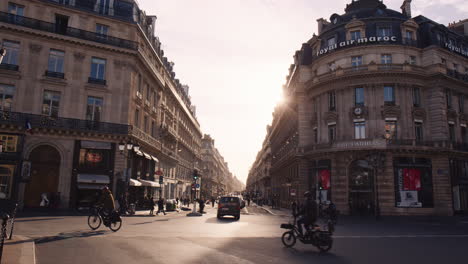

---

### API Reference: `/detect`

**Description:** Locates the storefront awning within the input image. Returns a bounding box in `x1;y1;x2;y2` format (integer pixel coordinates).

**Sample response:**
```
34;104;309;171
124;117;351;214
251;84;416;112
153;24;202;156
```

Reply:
135;150;143;156
139;179;160;187
77;174;110;184
143;152;152;160
129;178;142;186
151;155;159;163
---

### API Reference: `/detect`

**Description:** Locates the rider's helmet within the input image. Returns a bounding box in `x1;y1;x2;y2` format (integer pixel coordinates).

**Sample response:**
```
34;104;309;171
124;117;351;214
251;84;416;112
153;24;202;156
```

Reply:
304;191;312;198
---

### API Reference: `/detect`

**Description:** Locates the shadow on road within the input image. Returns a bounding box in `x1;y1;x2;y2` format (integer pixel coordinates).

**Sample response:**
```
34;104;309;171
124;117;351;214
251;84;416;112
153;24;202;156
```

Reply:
16;217;66;223
130;219;169;225
205;217;238;224
35;230;107;245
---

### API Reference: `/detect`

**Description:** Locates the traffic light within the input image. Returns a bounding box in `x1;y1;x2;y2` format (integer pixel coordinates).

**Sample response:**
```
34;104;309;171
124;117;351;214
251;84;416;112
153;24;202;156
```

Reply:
159;175;164;184
193;169;198;180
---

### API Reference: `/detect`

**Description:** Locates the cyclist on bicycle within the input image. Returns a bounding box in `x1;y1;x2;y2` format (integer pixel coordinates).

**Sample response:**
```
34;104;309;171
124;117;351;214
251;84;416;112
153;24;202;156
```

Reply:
97;186;115;225
295;191;318;236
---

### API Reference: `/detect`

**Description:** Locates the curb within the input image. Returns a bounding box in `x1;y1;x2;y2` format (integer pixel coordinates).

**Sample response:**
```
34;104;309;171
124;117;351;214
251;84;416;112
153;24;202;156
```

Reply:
3;235;36;264
254;205;289;217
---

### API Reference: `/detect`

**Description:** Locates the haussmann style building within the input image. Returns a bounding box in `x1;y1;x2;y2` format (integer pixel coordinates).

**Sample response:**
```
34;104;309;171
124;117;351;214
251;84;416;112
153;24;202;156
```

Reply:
247;0;468;216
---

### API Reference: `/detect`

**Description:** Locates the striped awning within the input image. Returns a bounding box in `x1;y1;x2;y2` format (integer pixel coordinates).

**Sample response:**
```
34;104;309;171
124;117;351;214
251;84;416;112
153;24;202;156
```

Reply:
129;178;142;186
139;179;160;187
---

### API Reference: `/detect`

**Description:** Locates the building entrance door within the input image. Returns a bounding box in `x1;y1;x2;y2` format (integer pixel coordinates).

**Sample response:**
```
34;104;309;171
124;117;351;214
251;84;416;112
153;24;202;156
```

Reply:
348;160;374;215
24;145;61;208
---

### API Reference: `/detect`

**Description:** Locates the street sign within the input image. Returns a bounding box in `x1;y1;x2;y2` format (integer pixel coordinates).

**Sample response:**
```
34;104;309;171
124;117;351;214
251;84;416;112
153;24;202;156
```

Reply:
196;184;200;188
290;189;296;196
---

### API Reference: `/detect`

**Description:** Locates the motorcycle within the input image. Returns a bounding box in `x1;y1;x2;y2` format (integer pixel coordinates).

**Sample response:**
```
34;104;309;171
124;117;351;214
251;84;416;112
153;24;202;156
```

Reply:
280;214;334;252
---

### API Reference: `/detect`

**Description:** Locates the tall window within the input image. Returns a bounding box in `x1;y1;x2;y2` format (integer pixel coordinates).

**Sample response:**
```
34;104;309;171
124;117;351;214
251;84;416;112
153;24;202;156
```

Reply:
454;63;459;73
143;115;148;133
42;90;61;117
86;96;103;122
381;54;392;64
446;89;452;109
327;37;336;47
328;91;336;111
47;49;65;73
134;109;139;127
350;30;361;40
1;41;20;66
90;57;106;80
328;125;336;143
96;24;108;36
449;124;456;142
355;87;364;106
351;56;363;67
415;122;423;141
354;122;366;139
459;94;465;113
151;121;156;137
405;30;413;39
153;91;158;106
0;84;15;111
377;26;391;37
146;85;150;101
8;3;24;16
385;121;397;139
384;86;395;105
313;128;318;143
413;87;421;107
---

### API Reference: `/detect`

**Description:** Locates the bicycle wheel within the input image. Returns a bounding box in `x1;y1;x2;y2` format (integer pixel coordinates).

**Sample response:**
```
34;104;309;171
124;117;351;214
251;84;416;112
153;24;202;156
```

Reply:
88;214;102;230
281;231;296;248
109;218;122;232
316;233;333;252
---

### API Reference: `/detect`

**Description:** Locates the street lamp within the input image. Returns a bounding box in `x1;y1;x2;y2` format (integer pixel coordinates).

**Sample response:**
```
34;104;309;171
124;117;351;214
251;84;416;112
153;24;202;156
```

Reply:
366;152;386;220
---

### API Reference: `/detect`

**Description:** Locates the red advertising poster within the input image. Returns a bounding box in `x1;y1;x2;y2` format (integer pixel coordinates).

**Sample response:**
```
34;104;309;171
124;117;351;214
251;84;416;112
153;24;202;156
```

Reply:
320;169;331;190
403;168;421;191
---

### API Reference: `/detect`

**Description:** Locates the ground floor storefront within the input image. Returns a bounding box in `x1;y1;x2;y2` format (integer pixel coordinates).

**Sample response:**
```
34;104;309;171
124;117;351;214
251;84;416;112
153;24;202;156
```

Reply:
269;151;454;216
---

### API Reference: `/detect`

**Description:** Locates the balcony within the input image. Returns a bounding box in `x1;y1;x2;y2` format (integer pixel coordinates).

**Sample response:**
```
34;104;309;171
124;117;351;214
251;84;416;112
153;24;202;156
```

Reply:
447;69;468;83
45;70;65;79
88;77;106;85
130;126;161;149
0;110;130;135
0;12;138;50
0;63;19;71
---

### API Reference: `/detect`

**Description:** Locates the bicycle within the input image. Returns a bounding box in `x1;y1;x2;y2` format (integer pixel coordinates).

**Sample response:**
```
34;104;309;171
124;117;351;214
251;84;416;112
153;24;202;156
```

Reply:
88;206;122;232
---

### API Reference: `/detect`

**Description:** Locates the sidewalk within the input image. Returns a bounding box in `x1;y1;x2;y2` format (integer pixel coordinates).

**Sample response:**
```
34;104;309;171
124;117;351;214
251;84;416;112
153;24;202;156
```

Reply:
252;204;290;217
2;235;36;264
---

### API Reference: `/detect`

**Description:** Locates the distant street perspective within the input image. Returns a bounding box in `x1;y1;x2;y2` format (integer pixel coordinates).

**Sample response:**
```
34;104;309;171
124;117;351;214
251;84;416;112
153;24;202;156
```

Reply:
7;204;468;264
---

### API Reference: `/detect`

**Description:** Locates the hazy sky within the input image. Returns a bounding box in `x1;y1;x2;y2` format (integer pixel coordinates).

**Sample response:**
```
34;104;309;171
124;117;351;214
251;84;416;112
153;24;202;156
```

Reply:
137;0;467;184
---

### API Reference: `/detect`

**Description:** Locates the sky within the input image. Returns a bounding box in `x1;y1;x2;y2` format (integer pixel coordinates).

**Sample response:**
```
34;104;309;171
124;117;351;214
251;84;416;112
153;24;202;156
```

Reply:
137;0;468;184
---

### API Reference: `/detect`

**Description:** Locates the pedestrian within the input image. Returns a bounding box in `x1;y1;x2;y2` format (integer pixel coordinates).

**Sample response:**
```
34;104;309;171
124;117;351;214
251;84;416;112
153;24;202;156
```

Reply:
149;196;155;216
247;197;251;207
198;198;205;213
157;197;166;215
211;197;215;207
176;197;179;205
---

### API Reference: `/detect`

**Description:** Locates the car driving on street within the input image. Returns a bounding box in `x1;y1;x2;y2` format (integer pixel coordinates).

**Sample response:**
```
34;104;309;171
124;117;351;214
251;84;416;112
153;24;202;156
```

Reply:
217;196;245;220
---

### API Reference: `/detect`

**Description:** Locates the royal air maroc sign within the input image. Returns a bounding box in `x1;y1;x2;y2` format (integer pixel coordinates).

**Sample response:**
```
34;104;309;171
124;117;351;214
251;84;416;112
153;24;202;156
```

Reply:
444;43;468;57
317;36;398;56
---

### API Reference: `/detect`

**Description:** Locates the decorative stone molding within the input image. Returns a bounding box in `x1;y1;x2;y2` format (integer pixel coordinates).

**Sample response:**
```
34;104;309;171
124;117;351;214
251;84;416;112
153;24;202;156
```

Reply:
459;113;467;123
412;107;426;121
324;111;338;124
29;43;42;54
73;52;85;61
447;109;458;122
381;105;401;119
349;106;368;119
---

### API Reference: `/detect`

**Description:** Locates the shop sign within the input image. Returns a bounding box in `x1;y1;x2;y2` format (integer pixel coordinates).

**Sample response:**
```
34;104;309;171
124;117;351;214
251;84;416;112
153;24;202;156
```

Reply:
86;152;103;163
444;43;468;57
317;36;398;56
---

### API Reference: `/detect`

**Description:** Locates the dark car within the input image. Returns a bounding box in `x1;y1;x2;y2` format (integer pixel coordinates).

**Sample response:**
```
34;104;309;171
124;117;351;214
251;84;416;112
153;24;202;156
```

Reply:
217;196;245;220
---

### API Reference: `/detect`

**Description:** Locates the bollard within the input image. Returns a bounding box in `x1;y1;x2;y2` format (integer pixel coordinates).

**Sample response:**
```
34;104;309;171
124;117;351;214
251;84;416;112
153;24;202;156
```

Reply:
0;213;10;264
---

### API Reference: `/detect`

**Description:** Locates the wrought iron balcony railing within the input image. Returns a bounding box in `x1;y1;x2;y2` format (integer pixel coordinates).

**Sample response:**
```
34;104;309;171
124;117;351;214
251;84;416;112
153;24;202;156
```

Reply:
0;12;138;50
447;69;468;83
45;71;65;79
0;110;130;135
88;77;107;85
0;63;19;71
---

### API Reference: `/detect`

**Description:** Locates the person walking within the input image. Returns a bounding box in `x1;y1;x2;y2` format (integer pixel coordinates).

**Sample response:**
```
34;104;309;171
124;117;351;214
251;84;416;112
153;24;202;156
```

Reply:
247;197;251;207
157;198;166;215
149;196;155;216
198;198;205;214
176;197;179;205
211;197;215;207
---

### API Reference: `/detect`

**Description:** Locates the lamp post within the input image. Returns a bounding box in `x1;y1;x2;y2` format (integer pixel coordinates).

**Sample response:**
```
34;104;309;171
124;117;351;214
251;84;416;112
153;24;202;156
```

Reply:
366;152;386;220
118;140;139;196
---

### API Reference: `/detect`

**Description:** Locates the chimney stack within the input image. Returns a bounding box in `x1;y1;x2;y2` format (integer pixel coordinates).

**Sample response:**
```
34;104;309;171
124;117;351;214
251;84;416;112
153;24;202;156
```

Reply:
401;0;412;17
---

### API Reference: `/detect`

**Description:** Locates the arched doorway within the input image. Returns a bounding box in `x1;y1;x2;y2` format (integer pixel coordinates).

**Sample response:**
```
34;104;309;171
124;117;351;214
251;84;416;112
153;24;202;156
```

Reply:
348;160;374;215
24;145;61;208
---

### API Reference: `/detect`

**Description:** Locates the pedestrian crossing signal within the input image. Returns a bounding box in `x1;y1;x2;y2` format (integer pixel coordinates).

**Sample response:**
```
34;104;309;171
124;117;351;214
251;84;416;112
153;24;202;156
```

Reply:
193;169;199;180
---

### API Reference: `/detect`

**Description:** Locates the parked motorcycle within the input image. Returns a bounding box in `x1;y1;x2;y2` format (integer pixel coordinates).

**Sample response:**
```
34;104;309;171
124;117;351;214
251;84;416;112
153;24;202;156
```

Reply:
280;214;334;252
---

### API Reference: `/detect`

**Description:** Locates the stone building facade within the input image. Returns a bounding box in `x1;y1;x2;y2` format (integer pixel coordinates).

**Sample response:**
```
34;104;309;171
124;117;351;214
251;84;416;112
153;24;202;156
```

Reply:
247;0;468;216
0;0;203;209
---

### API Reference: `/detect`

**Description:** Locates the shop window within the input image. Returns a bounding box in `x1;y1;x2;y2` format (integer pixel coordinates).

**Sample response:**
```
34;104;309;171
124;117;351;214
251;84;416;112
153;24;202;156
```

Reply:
328;124;336;143
385;121;397;139
42;90;61;118
78;148;111;171
394;158;433;208
350;30;361;40
1;41;20;67
415;122;423;141
0;84;15;111
354;122;366;139
384;86;395;105
86;96;103;122
413;87;421;107
355;87;364;106
0;165;15;199
328;91;336;111
0;134;18;152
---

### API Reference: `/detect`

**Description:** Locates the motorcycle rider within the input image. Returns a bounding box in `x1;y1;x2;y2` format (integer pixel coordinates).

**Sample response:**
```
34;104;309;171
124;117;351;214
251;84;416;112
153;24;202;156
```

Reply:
295;191;318;237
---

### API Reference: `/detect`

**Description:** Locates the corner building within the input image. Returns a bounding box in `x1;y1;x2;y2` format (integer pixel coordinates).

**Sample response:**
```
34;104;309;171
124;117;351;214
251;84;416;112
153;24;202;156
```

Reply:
251;0;468;216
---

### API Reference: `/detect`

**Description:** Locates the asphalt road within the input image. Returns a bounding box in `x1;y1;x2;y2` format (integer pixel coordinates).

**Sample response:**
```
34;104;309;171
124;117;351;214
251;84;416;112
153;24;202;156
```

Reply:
14;205;468;264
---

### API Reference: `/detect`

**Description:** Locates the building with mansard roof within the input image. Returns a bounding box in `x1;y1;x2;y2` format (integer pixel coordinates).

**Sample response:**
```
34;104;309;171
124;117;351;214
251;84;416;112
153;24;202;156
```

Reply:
247;0;468;216
0;0;203;209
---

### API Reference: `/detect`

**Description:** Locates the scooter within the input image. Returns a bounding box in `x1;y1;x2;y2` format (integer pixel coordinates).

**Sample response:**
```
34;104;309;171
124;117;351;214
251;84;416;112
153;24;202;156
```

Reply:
280;214;334;252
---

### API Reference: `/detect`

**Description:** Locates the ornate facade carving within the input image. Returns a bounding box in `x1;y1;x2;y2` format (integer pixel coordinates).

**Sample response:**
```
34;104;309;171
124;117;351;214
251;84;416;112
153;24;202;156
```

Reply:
381;105;401;119
73;52;85;61
29;43;42;54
